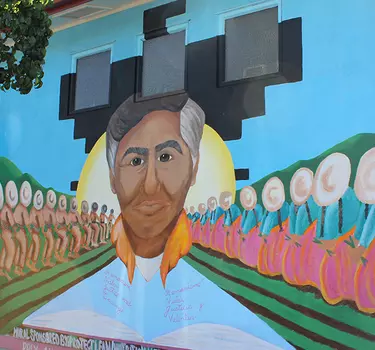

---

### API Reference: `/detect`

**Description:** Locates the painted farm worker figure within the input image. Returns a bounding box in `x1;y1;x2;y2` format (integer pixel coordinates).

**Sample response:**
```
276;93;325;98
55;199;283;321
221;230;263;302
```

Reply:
188;206;199;240
26;190;44;272
240;186;263;235
107;209;115;241
107;94;203;285
227;187;253;259
190;206;200;224
313;153;356;240
198;197;212;247
197;202;209;243
198;200;211;247
13;181;32;276
258;177;289;276
354;147;375;247
99;204;108;245
260;177;289;235
289;168;315;234
207;197;222;226
350;147;375;312
187;206;194;220
192;203;207;243
211;193;228;252
68;197;83;259
90;202;100;248
0;181;17;281
80;200;92;250
282;168;318;286
206;196;224;249
319;160;360;305
207;197;224;249
55;195;69;263
42;190;57;267
308;153;352;291
219;191;241;257
238;186;263;268
198;203;209;226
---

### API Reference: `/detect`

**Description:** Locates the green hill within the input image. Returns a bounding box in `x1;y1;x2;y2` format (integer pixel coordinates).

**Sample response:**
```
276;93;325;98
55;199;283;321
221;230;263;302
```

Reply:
0;157;72;210
235;133;375;209
0;157;22;183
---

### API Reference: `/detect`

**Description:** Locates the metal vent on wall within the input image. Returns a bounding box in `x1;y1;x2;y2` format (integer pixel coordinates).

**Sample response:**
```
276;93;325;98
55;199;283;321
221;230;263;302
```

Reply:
55;5;110;19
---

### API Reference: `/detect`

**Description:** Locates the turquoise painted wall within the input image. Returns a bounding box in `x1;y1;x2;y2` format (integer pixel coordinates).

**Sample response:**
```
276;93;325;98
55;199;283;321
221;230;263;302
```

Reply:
1;0;375;193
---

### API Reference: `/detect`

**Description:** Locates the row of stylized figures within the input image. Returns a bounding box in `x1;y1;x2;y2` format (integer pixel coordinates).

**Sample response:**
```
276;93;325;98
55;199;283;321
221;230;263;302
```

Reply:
0;180;115;281
186;148;375;314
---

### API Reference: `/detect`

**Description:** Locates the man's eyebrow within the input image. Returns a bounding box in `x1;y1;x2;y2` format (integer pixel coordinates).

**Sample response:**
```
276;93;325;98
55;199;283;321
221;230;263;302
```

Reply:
123;147;149;157
155;140;182;154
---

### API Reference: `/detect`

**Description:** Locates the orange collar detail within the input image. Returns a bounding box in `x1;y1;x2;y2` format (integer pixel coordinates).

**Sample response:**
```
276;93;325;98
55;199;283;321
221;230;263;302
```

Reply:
111;211;192;287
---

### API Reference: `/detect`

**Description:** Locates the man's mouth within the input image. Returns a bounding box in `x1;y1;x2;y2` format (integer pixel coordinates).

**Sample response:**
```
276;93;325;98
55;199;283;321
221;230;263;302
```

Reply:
134;201;168;215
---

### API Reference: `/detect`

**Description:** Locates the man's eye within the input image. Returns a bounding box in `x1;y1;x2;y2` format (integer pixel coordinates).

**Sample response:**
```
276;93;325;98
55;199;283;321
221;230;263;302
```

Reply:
159;153;172;163
130;157;144;166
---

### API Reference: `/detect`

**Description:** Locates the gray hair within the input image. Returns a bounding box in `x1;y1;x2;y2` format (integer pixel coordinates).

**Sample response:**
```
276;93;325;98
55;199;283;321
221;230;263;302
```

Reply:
106;94;205;172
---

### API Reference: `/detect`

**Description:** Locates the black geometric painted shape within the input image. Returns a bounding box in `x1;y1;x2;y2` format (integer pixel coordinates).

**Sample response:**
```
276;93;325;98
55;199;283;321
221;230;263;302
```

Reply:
279;17;303;82
59;57;138;153
60;18;302;149
143;0;186;40
187;37;265;141
59;17;302;190
70;181;78;191
235;169;250;181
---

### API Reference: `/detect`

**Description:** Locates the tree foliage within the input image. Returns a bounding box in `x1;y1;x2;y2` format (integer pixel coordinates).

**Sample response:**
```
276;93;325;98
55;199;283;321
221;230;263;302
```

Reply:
0;0;53;94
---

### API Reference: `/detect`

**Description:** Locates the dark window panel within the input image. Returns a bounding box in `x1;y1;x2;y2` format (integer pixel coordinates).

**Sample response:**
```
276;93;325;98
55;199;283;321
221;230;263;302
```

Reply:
142;31;186;97
225;7;279;82
75;50;111;110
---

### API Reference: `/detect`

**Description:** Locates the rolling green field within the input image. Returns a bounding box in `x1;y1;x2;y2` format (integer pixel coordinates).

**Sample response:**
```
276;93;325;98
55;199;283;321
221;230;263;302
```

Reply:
1;242;374;349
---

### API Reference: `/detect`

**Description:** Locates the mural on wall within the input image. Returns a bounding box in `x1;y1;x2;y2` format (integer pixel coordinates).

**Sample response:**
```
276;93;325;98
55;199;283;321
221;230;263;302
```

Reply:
2;1;375;350
0;95;296;350
2;122;375;350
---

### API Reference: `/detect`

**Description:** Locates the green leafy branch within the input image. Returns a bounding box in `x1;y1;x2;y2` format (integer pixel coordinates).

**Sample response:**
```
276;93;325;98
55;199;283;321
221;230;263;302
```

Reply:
0;0;54;94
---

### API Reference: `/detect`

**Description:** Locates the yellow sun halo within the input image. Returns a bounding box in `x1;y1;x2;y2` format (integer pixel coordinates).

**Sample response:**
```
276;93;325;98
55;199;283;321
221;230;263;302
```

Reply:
76;125;236;215
185;125;236;210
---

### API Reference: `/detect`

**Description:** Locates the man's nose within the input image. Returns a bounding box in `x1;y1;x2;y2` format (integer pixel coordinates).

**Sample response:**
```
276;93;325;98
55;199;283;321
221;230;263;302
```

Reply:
144;159;160;195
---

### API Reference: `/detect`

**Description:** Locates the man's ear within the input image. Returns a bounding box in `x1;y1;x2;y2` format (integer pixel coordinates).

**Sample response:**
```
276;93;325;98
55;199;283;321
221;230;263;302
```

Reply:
109;169;117;194
191;153;200;187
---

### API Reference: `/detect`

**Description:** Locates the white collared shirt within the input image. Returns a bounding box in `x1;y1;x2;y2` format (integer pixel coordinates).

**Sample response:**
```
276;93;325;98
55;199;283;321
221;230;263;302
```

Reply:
135;254;163;282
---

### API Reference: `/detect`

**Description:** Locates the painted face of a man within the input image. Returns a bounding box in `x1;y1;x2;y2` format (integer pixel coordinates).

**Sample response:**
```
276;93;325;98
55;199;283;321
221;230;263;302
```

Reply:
111;110;198;242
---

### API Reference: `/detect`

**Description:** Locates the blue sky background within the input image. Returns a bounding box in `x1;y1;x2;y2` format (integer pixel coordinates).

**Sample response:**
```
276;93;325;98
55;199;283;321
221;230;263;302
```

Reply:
1;0;375;194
